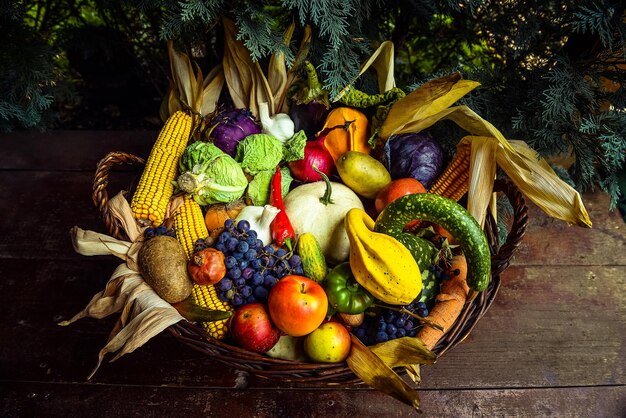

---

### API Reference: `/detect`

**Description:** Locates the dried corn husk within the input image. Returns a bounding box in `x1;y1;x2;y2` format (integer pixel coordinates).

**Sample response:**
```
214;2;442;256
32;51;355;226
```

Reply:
160;41;225;121
370;336;436;368
377;73;591;228
223;18;311;117
63;192;187;378
335;40;396;102
449;135;593;227
346;335;422;412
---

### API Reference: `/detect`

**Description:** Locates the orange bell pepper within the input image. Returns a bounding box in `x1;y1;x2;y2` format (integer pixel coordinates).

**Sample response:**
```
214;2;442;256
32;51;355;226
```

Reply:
318;107;371;162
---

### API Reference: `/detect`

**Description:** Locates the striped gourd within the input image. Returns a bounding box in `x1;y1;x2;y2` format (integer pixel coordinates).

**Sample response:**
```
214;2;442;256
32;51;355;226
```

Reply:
131;111;192;226
429;146;470;201
173;195;233;339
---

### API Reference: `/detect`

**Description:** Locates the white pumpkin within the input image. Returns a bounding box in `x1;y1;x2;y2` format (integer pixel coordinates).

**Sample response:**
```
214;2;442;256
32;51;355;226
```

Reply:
283;179;364;264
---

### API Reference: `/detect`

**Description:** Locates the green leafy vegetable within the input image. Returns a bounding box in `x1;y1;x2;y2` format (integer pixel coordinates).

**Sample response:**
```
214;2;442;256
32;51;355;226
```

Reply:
247;167;293;206
282;130;307;162
236;134;284;174
176;142;248;206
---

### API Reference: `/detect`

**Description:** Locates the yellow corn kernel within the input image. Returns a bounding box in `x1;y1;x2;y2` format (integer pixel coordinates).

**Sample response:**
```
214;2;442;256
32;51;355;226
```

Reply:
173;195;209;258
130;111;192;226
429;146;470;201
192;283;233;340
173;195;233;339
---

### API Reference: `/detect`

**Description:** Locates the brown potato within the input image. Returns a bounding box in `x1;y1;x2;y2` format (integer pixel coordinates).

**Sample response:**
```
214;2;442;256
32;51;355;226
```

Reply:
138;236;193;303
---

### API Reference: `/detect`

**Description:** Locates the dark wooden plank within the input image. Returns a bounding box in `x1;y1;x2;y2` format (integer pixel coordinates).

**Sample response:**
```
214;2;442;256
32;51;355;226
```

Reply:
0;130;155;171
421;264;625;388
2;258;623;389
1;381;624;418
0;171;136;260
511;190;626;267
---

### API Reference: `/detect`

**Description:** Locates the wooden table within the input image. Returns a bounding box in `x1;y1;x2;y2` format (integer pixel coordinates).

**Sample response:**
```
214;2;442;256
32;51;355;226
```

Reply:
1;130;624;417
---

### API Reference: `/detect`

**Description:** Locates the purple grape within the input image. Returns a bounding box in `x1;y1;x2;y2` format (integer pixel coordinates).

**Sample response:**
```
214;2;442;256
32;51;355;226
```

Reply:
236;241;249;253
375;331;389;343
252;273;264;286
244;249;257;261
228;267;242;279
225;256;237;269
241;286;253;297
236;220;250;233
263;275;278;288
218;279;233;291
253;286;269;300
232;294;244;306
288;255;302;268
226;237;239;252
242;267;254;280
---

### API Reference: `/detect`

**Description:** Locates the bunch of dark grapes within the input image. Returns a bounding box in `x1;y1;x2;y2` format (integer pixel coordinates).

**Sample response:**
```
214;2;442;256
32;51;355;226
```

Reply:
144;225;176;239
195;219;304;308
353;301;429;346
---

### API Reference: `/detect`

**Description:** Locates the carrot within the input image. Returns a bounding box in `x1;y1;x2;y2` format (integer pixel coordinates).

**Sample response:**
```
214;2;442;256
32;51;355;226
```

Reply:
416;253;470;350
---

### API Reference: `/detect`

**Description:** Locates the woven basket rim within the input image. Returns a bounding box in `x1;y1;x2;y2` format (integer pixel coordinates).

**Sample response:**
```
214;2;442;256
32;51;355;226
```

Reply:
92;151;528;385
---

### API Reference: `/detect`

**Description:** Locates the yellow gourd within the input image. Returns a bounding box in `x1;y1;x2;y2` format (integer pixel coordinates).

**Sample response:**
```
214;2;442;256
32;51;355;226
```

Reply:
344;208;422;305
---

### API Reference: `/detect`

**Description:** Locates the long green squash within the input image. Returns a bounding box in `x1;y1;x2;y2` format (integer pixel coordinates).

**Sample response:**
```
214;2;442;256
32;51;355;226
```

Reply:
375;193;491;292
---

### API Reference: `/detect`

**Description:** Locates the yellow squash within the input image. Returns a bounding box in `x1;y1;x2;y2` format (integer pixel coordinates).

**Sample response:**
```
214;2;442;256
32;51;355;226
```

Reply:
344;208;421;305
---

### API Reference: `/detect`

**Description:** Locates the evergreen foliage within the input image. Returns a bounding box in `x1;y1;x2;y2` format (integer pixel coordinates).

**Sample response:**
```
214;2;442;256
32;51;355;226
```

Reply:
4;0;626;207
0;2;55;131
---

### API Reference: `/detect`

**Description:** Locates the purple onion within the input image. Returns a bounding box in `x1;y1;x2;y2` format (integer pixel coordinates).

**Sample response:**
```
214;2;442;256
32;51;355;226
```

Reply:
210;108;261;157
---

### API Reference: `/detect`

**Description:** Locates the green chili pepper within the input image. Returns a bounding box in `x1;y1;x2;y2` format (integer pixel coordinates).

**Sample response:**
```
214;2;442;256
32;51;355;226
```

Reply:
324;262;374;314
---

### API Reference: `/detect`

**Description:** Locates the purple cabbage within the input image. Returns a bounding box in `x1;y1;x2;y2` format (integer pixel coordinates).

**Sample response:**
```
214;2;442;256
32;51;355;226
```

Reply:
382;133;444;189
210;108;261;157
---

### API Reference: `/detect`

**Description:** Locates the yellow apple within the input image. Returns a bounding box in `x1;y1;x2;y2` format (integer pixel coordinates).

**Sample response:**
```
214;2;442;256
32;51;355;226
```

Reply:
303;321;351;363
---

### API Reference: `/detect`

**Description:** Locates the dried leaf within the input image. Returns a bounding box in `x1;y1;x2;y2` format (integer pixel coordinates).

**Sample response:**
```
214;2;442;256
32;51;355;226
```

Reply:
369;337;437;368
59;263;185;380
336;41;396;102
268;22;294;113
222;18;273;117
405;364;421;384
201;64;225;116
346;335;422;412
168;40;196;109
172;297;233;322
500;139;592;227
379;73;480;138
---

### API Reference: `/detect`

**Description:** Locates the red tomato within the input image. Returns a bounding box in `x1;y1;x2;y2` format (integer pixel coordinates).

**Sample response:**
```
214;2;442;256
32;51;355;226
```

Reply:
374;178;427;213
268;275;328;337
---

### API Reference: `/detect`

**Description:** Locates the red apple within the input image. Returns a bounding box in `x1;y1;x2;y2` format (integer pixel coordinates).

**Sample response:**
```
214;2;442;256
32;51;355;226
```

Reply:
230;303;281;353
268;275;328;337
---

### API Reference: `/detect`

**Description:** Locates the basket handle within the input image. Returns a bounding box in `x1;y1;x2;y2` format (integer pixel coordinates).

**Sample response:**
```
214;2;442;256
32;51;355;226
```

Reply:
92;151;146;240
487;179;529;276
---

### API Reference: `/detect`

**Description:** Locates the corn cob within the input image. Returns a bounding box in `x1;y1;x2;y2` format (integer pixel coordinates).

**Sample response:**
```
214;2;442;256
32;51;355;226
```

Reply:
429;146;470;201
131;111;192;226
173;195;233;339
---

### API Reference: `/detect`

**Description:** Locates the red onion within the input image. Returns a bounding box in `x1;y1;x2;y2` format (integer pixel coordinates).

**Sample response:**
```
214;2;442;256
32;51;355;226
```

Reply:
288;135;335;182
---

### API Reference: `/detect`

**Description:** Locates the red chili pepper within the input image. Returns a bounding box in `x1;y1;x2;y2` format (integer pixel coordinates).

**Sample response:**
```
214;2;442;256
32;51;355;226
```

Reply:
270;166;296;251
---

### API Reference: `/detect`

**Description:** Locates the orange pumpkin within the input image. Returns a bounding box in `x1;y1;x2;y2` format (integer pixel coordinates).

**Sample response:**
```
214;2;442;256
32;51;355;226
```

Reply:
204;200;246;239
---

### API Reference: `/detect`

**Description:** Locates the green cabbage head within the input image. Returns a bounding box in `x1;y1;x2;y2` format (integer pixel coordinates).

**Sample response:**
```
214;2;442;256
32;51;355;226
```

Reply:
176;141;248;206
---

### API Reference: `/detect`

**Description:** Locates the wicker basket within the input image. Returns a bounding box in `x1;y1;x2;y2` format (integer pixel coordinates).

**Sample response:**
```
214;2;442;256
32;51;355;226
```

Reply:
92;151;528;385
